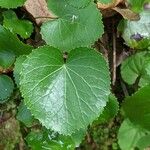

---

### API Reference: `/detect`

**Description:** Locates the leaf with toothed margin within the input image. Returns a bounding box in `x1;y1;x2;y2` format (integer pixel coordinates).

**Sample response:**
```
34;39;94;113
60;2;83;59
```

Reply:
0;0;26;8
41;0;103;51
20;46;110;135
0;75;14;103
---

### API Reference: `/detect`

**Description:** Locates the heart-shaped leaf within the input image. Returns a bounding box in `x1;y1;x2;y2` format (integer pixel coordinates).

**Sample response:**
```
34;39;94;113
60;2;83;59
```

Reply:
0;0;26;8
20;46;110;135
41;0;103;51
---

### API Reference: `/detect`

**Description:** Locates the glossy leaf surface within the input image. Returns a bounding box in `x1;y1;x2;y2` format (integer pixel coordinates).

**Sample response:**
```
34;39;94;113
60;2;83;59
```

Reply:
20;46;110;135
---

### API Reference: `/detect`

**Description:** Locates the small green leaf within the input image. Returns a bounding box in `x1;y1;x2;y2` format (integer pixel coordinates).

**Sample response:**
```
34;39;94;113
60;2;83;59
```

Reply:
127;0;148;13
0;50;15;69
118;10;150;49
0;25;32;56
0;0;26;8
26;129;75;150
121;51;150;87
20;46;110;135
3;10;33;39
0;75;14;103
136;135;150;150
17;101;34;127
94;93;119;124
13;55;26;87
41;0;103;51
118;119;148;150
123;85;150;131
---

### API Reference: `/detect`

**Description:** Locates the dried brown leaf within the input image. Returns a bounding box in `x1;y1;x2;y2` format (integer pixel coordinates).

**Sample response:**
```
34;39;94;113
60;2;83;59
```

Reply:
113;7;140;21
97;0;124;9
24;0;56;25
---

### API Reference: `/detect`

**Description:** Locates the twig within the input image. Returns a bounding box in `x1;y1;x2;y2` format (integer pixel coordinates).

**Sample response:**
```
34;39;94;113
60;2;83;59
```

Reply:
121;80;129;97
35;16;58;19
112;29;117;85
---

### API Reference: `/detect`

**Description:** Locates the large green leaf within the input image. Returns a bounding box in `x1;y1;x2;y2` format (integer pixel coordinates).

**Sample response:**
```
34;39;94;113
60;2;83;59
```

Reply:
0;50;15;69
0;25;32;56
0;75;14;103
3;10;33;39
0;0;26;8
20;46;110;135
118;119;148;150
121;51;150;87
123;85;150;131
118;10;150;49
41;0;103;51
26;129;76;150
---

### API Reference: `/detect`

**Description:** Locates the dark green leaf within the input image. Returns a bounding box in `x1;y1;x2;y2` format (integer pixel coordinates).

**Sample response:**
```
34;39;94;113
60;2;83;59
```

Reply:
20;46;110;135
3;10;33;39
0;50;15;69
17;101;34;127
41;0;103;51
94;93;119;124
123;85;150;131
26;129;75;150
0;25;32;56
0;75;14;103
